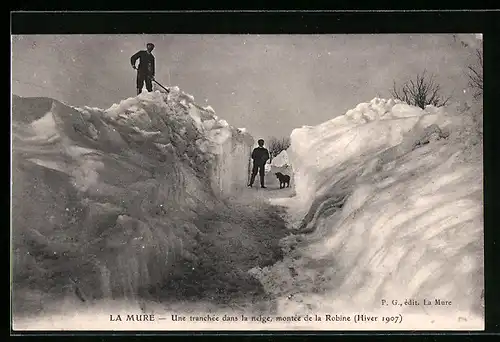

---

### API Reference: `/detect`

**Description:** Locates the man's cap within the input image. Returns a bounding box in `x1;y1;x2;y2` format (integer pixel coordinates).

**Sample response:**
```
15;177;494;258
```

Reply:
147;43;155;48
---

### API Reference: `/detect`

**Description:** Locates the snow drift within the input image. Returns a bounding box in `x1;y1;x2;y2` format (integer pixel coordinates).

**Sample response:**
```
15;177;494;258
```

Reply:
271;150;290;168
11;88;256;316
259;98;484;329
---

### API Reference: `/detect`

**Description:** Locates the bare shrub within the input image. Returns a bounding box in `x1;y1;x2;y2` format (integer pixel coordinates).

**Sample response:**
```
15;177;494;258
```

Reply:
467;48;483;100
391;70;451;109
268;136;291;161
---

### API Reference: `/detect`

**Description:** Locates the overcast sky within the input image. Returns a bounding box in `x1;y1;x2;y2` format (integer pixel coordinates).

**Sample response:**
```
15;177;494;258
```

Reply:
11;34;480;140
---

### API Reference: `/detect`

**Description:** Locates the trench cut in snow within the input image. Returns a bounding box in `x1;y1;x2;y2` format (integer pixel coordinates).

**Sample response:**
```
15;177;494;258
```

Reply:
11;87;483;330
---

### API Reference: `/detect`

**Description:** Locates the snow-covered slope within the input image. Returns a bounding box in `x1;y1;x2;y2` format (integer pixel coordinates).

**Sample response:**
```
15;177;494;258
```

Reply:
260;98;484;329
11;88;254;315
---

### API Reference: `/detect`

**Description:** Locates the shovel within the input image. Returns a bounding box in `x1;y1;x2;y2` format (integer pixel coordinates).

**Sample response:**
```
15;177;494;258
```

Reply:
152;78;170;93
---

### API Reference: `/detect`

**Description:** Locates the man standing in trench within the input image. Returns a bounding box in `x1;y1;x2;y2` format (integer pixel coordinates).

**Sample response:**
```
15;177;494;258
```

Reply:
248;139;270;189
131;42;155;95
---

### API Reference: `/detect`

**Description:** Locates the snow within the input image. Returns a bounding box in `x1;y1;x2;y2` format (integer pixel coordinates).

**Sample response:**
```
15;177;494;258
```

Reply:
260;98;483;329
271;149;290;168
204;105;215;113
11;89;255;324
30;111;59;141
98;90;252;197
11;87;483;330
284;98;455;212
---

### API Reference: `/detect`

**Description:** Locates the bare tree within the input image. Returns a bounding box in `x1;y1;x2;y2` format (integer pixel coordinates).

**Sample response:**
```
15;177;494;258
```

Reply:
268;136;291;161
391;70;451;109
467;48;483;100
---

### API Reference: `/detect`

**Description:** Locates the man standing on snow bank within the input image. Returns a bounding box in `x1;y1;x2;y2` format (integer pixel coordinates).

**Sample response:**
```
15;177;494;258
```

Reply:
248;139;270;189
131;43;155;95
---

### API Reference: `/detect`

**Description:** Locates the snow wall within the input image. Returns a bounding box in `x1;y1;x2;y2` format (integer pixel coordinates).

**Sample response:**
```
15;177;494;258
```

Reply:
258;98;484;328
271;149;290;168
11;88;254;313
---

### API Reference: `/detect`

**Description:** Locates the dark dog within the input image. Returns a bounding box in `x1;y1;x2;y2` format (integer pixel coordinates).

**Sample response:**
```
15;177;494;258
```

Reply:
275;172;290;189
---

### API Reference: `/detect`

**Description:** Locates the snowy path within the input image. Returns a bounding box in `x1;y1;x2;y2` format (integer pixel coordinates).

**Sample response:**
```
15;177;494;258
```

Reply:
157;177;296;309
128;169;298;314
12;176;297;329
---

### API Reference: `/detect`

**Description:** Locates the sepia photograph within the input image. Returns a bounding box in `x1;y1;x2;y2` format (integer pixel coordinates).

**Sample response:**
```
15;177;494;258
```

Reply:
11;32;484;331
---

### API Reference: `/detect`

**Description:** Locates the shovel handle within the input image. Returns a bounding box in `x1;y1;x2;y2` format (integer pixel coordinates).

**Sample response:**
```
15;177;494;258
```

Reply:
152;79;170;93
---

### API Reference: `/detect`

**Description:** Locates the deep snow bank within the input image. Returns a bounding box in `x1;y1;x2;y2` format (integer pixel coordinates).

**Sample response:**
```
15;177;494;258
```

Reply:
103;87;254;197
11;88;254;315
260;98;483;329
